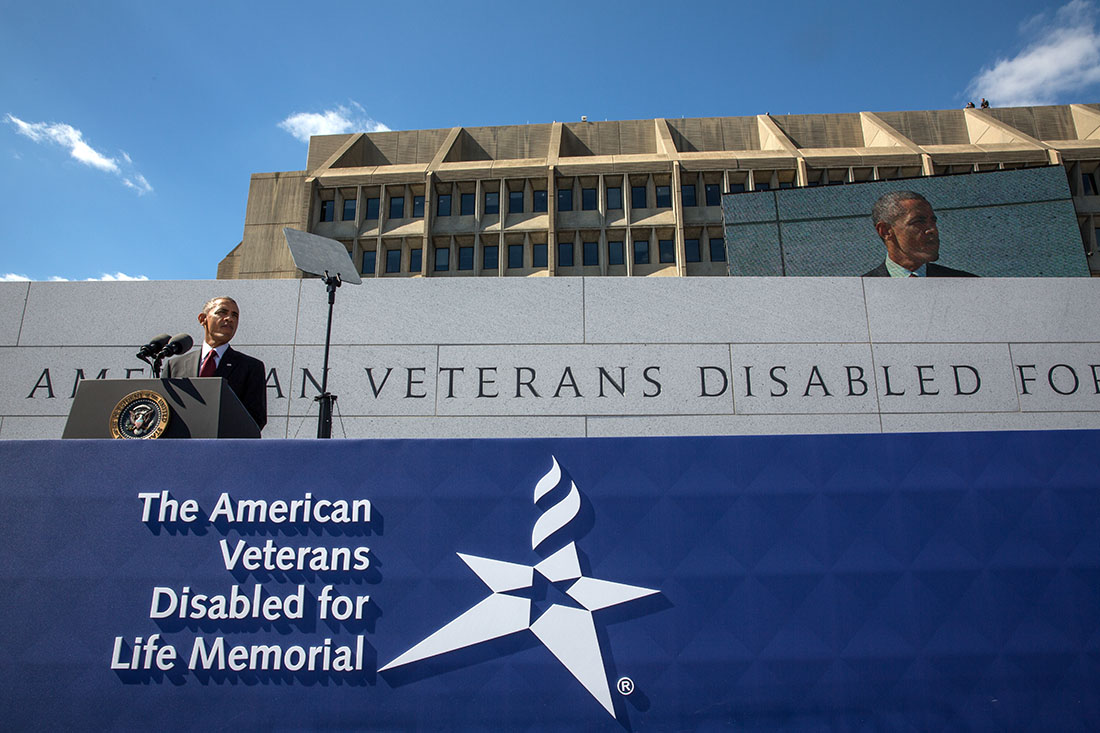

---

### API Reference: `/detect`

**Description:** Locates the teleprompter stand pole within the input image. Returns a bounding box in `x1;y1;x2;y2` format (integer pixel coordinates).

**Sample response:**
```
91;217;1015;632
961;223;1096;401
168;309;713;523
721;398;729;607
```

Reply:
316;270;341;439
281;227;362;440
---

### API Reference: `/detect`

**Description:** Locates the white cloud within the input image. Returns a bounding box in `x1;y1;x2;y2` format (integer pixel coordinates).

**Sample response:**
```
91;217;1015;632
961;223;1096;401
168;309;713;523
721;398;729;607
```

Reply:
123;173;153;195
278;102;390;142
6;114;118;172
4;272;149;282
967;0;1100;105
5;114;154;195
90;272;149;281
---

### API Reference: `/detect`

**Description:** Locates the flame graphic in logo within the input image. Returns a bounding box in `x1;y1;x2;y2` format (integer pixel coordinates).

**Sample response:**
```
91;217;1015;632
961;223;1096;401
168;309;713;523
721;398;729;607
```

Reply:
379;456;660;718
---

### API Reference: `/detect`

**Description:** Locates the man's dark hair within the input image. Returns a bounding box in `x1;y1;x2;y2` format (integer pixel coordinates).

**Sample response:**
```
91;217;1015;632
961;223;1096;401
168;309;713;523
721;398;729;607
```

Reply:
202;296;238;315
871;190;930;230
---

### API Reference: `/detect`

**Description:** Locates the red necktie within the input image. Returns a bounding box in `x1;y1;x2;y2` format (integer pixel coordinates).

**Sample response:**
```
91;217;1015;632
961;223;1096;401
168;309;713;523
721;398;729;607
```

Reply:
200;350;217;377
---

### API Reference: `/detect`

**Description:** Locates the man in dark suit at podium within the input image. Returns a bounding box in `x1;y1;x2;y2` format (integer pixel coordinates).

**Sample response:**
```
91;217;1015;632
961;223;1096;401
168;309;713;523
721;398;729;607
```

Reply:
165;296;267;431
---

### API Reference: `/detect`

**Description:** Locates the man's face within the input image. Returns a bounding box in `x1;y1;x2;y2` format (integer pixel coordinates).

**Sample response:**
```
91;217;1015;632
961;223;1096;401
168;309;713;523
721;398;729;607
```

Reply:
878;199;940;270
198;299;239;347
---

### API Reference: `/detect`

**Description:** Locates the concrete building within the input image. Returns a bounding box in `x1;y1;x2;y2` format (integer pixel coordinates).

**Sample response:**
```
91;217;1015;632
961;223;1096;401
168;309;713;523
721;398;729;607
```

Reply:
219;104;1100;280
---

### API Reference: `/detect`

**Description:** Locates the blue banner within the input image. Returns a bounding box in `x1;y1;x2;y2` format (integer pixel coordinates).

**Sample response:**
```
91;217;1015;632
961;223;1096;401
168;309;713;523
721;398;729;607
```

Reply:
1;432;1098;730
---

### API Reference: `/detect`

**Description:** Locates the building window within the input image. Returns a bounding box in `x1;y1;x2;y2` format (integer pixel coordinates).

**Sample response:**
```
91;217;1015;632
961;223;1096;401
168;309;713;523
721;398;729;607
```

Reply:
583;241;599;266
437;194;452;216
1083;172;1098;196
485;190;499;215
509;190;524;213
558;242;574;267
389;196;405;219
533;243;547;267
410;248;422;273
658;239;675;263
342;199;356;221
607;187;622;210
633;239;650;264
386;249;401;274
533;190;548;212
685;238;700;262
362;250;376;275
705;184;720;206
434;247;450;272
608;241;624;265
460;192;475;216
681;184;696;207
754;182;771;191
508;244;524;268
365;197;380;220
319;200;334;222
558;188;573;212
728;182;745;193
709;238;726;262
412;195;425;218
581;188;597;210
483;244;499;270
656;185;671;208
458;246;474;270
631;185;647;209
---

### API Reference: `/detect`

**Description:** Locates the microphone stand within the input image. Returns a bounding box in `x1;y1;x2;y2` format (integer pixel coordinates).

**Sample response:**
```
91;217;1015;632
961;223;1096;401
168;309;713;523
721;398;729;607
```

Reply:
316;270;341;439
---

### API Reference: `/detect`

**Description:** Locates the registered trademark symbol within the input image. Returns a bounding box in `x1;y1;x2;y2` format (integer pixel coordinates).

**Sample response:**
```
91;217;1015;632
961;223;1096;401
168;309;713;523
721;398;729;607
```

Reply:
617;677;635;695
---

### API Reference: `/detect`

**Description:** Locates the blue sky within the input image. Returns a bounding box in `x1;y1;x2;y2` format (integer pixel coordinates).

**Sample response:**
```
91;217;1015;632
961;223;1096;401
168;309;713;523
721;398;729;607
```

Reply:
2;0;1099;281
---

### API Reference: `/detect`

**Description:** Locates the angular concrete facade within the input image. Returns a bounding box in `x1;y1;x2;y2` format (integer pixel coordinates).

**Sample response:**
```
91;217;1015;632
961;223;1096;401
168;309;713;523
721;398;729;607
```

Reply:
220;104;1100;280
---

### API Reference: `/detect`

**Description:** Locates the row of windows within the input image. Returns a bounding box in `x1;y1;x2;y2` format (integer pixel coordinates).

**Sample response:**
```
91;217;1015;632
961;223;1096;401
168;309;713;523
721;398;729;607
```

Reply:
320;195;428;223
435;190;548;216
323;177;906;222
324;159;1070;224
362;238;727;275
321;182;732;223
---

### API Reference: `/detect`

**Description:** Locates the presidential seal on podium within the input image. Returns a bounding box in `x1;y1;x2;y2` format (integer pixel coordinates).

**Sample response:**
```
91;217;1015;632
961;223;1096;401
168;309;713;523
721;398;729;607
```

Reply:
109;390;170;439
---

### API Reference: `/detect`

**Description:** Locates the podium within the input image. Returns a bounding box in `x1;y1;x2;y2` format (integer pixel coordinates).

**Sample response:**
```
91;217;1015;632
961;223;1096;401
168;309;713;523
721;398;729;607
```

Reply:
62;378;261;439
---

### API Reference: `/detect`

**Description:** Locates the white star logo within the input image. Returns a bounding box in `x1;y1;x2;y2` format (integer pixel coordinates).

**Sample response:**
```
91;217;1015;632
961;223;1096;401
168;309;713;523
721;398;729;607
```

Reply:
379;457;660;718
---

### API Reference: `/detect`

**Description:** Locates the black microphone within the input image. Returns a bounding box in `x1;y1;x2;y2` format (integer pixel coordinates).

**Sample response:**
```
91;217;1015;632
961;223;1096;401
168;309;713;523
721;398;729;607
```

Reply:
156;333;194;359
136;333;171;360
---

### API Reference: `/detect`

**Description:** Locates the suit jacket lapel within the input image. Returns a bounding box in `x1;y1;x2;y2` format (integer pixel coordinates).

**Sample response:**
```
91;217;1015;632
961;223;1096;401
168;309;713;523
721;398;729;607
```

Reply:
185;350;202;378
216;346;237;379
